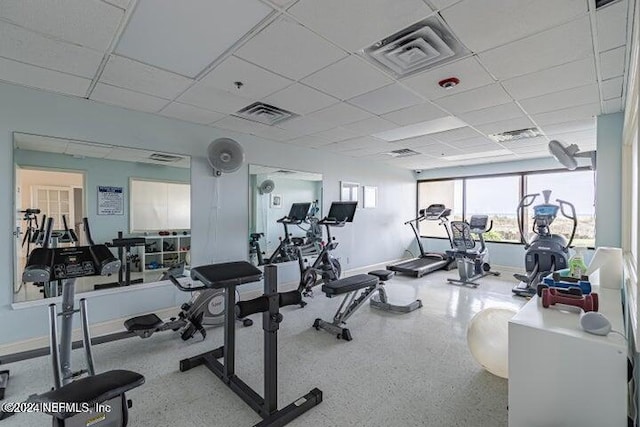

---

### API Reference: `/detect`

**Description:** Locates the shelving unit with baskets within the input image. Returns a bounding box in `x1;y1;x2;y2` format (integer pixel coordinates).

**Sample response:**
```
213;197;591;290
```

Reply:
142;234;190;271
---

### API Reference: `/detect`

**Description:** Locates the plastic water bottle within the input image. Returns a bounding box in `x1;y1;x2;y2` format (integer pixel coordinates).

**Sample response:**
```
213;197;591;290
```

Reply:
569;247;588;279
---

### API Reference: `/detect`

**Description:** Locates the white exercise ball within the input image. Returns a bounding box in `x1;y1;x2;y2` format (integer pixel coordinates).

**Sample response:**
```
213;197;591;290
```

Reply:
467;307;517;379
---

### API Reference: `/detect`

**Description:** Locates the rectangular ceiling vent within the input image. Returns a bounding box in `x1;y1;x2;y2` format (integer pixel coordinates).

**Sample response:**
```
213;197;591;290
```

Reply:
488;127;543;143
385;148;421;158
595;0;620;9
275;170;296;174
149;153;184;162
233;102;298;126
362;15;470;78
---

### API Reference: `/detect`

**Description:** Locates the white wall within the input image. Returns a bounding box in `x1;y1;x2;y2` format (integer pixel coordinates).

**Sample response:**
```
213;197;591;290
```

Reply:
0;81;416;345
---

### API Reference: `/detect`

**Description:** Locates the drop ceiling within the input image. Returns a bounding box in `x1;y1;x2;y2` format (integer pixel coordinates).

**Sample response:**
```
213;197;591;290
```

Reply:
0;0;635;171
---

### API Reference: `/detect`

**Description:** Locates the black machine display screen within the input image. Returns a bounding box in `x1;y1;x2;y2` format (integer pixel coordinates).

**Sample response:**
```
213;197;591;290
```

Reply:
327;202;357;222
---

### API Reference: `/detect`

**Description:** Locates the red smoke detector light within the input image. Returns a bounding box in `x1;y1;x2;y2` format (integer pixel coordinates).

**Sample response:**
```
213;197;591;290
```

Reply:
438;77;460;89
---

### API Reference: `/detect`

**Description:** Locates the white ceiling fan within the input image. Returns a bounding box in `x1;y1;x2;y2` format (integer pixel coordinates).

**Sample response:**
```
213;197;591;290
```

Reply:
548;140;596;171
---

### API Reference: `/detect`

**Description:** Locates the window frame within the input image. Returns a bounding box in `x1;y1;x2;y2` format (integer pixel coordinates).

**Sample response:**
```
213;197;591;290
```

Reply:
417;166;595;249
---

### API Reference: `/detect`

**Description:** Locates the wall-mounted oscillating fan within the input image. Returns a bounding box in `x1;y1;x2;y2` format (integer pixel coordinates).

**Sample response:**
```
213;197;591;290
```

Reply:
548;140;596;171
207;138;245;176
259;179;275;195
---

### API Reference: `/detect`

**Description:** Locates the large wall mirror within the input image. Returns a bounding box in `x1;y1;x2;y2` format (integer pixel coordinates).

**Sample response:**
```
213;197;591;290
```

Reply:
13;133;191;303
248;165;322;267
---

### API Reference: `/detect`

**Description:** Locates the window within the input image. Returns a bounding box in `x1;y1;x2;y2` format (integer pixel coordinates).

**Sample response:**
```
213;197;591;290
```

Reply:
525;170;596;248
465;176;520;242
417;168;596;248
417;179;462;238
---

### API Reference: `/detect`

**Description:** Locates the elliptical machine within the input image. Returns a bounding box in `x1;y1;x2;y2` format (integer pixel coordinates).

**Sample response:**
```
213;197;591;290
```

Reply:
512;190;577;297
297;201;357;298
446;215;500;287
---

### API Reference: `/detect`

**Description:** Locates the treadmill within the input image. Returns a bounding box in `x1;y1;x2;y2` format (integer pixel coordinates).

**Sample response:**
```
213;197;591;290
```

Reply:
387;204;455;278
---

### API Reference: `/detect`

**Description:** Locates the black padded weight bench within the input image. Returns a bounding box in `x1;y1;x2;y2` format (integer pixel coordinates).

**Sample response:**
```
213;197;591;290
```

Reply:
313;270;422;341
27;369;144;426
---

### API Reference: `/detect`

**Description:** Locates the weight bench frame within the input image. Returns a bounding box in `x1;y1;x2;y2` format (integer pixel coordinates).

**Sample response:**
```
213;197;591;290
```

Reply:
313;271;422;341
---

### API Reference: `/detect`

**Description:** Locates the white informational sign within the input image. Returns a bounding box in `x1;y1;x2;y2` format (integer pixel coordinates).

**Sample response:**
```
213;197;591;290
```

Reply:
97;186;124;215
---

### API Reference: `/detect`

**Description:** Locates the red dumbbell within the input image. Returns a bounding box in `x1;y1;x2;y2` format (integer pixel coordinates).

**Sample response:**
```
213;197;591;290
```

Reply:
541;288;598;312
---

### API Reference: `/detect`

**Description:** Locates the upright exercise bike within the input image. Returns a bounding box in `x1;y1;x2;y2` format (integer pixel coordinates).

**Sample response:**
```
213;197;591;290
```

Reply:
297;201;357;298
446;215;500;287
512;190;577;297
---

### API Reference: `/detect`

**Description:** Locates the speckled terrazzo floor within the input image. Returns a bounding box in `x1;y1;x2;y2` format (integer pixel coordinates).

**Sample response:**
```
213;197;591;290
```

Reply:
1;268;525;427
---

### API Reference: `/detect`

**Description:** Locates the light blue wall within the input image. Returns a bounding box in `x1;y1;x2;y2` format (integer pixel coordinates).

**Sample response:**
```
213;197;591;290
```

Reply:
595;112;624;248
0;81;416;345
15;149;190;243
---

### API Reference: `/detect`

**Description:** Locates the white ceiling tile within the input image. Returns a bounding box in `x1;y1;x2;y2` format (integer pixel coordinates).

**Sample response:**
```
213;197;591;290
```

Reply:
177;83;252;113
102;0;131;9
446;136;497;149
596;0;628;52
502;56;597;100
402;56;495;100
433;83;511;114
390;135;439;149
519;84;600;115
429;0;461;9
1;0;123;51
327;136;390;152
213;116;285;139
285;135;332;147
341;117;398;136
546;130;595;147
277;116;336;134
158;102;225;125
475;116;535;135
310;127;359;142
599;46;626;79
100;55;193;99
235;17;347;80
441;0;586;53
458;102;524;125
265;0;298;8
301;55;393;100
603;97;623;114
90;83;170;113
477;16;593;80
198;56;292;99
381;102;449;125
15;136;68;153
450;141;505;153
340;146;392;157
263;83;338;115
0;57;90;97
117;0;273;77
0;21;104;78
531;103;600;126
431;126;483;143
348;84;423;115
288;0;433;51
540;118;595;135
600;76;624;100
417;142;463;157
307;103;372;127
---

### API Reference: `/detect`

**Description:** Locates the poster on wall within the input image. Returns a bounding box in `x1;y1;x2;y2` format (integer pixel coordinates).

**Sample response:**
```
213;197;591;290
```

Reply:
97;186;124;215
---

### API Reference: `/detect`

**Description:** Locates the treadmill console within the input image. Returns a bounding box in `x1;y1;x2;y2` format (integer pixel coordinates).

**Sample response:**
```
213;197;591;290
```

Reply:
422;204;451;220
23;245;121;283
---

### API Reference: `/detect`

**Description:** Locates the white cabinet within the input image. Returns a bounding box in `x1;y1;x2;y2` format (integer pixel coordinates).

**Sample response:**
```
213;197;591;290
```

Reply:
508;287;627;427
142;234;190;272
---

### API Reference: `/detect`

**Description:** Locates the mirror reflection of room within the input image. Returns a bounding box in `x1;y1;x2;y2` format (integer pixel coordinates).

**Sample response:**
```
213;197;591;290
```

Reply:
13;133;191;303
248;165;323;267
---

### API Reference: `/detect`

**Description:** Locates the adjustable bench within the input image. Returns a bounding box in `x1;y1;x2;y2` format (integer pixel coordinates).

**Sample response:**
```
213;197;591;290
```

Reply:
313;270;422;341
28;369;144;425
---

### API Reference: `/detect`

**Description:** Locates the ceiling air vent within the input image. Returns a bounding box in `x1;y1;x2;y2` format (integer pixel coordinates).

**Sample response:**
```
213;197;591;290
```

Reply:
275;170;296;174
149;153;184;162
596;0;620;9
488;127;543;143
363;15;470;78
385;148;421;158
233;102;298;126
